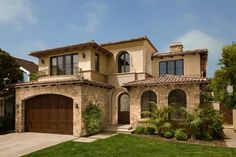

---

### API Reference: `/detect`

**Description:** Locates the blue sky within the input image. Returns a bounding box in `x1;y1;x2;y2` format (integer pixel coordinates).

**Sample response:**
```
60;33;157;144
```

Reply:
0;0;235;77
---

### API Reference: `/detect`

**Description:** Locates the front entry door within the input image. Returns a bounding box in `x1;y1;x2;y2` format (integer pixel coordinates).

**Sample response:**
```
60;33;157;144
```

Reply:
118;93;130;124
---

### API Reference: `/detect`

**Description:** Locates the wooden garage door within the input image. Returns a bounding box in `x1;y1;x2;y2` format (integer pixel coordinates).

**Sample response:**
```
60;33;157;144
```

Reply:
25;94;73;135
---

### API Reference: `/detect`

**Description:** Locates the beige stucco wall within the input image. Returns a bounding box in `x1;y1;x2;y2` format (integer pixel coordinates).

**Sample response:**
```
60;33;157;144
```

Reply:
152;54;201;77
108;72;148;88
103;41;154;75
90;49;108;75
129;84;201;127
15;84;111;137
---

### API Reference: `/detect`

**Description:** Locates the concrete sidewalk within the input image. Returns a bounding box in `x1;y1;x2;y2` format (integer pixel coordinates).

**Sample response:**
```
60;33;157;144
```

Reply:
0;132;76;157
224;128;236;148
74;133;116;143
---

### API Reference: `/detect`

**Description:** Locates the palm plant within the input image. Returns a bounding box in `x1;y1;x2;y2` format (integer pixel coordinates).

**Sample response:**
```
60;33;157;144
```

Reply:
181;106;224;140
142;101;173;135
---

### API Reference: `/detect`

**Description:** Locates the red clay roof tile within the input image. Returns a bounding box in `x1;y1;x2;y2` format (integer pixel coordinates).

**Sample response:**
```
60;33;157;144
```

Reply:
152;49;208;58
124;75;208;87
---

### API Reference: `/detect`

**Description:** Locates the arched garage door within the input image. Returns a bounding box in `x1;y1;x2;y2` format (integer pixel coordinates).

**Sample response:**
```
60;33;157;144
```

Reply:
25;94;73;135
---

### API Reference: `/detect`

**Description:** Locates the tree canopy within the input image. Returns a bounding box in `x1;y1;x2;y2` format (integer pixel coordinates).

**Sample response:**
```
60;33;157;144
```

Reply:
0;49;22;91
210;42;236;109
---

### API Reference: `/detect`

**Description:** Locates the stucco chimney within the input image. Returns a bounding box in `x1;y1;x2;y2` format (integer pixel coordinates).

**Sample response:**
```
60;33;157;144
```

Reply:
169;42;183;53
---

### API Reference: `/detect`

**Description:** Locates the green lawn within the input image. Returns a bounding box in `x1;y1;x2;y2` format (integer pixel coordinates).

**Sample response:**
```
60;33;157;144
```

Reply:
24;134;236;157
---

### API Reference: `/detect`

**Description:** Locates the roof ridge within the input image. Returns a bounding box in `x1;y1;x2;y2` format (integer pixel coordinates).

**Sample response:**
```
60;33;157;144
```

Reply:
30;41;95;54
100;36;158;52
14;57;36;64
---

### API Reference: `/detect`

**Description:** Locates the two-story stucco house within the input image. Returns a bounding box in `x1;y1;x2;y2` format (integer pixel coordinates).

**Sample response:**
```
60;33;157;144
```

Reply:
14;36;208;136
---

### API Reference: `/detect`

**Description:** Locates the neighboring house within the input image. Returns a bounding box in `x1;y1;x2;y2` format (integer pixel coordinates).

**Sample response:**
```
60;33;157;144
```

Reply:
14;36;208;136
14;57;38;82
0;58;37;118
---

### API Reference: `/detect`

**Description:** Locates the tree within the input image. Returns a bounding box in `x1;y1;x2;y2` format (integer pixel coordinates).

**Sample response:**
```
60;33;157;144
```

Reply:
0;49;22;91
211;42;236;109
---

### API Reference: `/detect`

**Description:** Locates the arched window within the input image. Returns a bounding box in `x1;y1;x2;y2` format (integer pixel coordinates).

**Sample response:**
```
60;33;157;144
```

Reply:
141;91;157;118
168;89;186;120
118;52;130;73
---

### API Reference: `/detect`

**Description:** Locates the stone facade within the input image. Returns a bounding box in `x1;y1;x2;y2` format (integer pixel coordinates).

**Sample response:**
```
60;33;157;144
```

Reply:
129;84;200;127
15;83;110;137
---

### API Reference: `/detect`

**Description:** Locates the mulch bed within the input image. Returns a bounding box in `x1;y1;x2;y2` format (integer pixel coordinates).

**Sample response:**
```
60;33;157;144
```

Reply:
133;134;226;147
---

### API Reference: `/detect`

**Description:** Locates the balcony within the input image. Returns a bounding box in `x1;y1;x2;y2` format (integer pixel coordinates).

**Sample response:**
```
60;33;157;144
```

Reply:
37;66;83;81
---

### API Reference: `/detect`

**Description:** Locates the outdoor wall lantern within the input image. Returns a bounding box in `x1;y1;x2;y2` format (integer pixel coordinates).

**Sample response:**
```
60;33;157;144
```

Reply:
82;52;86;59
40;59;45;64
75;103;79;109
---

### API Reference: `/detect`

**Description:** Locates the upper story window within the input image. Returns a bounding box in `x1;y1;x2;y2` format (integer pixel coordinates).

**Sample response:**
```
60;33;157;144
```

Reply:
118;52;130;73
95;53;100;72
159;59;183;76
50;54;78;76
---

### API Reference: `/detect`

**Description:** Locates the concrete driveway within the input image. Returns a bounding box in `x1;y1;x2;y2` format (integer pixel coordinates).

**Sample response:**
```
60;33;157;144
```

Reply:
0;132;76;157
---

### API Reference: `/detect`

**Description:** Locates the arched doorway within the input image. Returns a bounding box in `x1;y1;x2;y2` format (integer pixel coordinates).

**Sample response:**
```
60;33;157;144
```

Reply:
118;93;130;124
168;89;187;120
25;94;73;134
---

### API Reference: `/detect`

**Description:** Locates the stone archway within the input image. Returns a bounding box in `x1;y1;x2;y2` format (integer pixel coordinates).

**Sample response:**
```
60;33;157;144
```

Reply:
110;88;129;125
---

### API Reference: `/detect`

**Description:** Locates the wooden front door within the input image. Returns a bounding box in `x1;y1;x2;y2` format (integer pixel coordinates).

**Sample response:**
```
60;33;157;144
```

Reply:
25;94;73;135
118;93;130;124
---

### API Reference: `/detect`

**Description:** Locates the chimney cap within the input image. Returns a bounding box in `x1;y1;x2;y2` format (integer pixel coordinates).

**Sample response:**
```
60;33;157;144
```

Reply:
169;42;183;47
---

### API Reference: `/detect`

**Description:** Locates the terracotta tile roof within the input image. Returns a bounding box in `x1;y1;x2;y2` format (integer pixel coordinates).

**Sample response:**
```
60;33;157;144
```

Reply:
14;57;38;73
30;41;113;57
14;77;114;89
123;75;208;87
101;36;158;52
152;49;208;58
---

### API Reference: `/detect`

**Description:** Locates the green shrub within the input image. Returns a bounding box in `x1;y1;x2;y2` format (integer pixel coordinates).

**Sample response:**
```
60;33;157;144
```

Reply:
175;129;188;141
144;126;155;135
158;122;172;135
182;107;224;140
0;114;14;132
82;103;103;135
199;132;213;141
163;131;174;139
135;126;145;134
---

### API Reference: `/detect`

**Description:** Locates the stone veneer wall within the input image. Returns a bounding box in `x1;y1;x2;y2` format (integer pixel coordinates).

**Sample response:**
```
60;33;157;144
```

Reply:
80;85;110;136
129;84;200;127
15;84;111;137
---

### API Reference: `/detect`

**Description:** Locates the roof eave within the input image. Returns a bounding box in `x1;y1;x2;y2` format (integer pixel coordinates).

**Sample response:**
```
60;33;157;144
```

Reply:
29;42;113;58
123;81;208;87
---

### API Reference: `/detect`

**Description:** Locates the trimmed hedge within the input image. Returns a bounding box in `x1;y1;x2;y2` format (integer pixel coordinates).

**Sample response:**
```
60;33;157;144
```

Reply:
163;131;174;139
135;126;145;134
198;132;213;141
175;129;188;141
144;126;155;135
